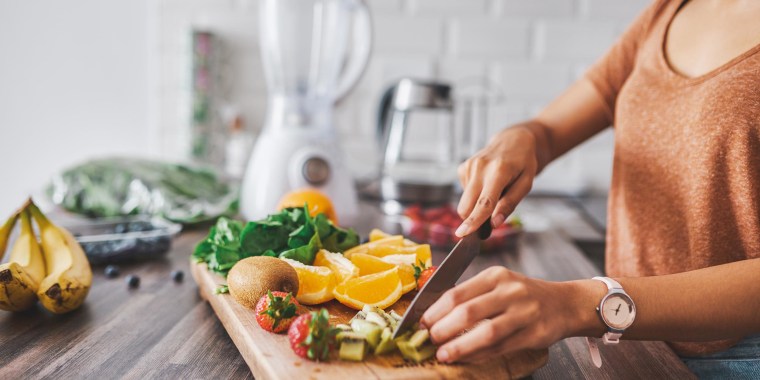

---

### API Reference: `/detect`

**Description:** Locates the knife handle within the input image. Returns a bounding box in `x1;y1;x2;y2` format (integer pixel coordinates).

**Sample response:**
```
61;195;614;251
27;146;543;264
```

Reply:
477;217;492;240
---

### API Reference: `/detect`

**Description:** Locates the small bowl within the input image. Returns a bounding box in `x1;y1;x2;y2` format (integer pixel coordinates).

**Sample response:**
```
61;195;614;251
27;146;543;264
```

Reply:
64;216;182;265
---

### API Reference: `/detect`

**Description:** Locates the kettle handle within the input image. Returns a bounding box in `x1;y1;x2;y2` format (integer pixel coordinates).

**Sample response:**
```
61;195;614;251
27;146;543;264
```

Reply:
335;0;373;101
376;83;396;145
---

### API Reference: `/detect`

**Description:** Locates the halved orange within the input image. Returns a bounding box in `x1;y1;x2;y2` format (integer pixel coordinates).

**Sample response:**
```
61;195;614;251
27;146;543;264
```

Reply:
313;249;359;284
333;267;403;310
282;258;335;305
276;188;338;223
350;253;416;294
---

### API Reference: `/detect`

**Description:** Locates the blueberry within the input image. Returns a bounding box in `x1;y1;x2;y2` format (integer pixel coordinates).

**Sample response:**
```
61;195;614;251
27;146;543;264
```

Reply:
171;270;184;283
126;274;140;288
104;265;120;278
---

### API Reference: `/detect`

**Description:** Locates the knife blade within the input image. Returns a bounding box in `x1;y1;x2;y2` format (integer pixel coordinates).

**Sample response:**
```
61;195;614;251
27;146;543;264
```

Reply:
392;219;492;338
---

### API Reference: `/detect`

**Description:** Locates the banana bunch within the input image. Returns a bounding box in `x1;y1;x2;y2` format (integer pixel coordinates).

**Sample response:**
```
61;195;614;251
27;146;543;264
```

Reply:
0;199;92;313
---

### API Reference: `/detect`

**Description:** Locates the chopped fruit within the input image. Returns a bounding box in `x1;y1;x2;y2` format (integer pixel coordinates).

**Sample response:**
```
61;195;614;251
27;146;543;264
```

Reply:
368;228;391;242
350;319;382;348
255;291;300;333
396;328;436;363
333;268;403;310
277;188;338;223
365;244;433;268
397;341;437;363
338;332;368;361
344;235;405;258
380;254;417;266
313;249;359;284
407;329;430;348
350;252;395;276
374;328;397;355
350;253;417;294
282;258;335;305
288;309;340;361
416;265;437;290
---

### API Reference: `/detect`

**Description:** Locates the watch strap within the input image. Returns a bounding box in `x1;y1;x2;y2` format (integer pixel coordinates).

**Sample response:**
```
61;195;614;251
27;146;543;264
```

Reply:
592;276;622;290
586;337;603;368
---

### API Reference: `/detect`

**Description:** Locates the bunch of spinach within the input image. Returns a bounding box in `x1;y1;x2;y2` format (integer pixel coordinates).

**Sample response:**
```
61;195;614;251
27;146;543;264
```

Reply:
192;206;359;276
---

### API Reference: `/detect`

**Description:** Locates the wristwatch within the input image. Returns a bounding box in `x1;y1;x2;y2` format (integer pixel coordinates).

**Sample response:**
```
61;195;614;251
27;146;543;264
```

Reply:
586;276;636;367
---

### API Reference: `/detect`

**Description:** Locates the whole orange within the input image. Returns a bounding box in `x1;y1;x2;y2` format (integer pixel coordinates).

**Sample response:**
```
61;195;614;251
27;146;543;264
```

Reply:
276;189;338;224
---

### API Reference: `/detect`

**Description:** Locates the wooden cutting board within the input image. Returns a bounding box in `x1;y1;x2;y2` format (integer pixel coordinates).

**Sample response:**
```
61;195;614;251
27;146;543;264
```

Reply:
191;262;548;379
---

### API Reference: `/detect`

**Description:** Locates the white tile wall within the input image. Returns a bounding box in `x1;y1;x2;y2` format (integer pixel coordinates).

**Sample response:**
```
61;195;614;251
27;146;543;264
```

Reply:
157;0;651;193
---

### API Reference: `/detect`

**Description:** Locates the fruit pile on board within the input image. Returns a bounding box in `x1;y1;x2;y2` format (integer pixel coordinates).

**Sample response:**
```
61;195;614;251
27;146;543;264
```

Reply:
0;199;93;313
249;289;437;363
194;189;440;363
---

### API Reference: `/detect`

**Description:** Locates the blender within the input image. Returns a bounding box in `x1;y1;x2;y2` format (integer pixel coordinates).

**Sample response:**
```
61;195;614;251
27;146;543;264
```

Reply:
241;0;372;224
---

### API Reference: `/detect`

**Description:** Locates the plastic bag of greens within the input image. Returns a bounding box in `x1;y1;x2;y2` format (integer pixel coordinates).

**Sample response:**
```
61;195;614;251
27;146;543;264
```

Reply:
47;157;238;224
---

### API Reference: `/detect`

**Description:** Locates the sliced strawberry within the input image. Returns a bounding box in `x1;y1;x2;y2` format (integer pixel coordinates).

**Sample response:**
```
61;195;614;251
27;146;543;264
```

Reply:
288;309;339;361
255;291;300;333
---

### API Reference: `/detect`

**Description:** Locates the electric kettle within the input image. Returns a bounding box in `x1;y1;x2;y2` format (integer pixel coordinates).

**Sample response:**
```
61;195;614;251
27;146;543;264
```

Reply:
376;78;457;205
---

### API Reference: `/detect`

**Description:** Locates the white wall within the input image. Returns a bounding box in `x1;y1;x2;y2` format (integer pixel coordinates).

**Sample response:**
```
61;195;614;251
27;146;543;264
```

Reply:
0;0;156;215
157;0;649;195
0;0;650;217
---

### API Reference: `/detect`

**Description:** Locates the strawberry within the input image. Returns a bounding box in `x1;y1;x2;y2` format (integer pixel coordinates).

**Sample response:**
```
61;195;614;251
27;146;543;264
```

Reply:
413;261;437;290
288;308;339;361
255;291;300;333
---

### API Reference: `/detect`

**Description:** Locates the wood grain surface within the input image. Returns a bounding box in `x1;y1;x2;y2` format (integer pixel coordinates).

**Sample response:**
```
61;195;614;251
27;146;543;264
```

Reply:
0;199;696;379
192;261;548;379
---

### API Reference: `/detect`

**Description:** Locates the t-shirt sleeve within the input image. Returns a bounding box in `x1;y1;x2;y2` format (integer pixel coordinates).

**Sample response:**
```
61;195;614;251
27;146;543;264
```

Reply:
585;0;667;121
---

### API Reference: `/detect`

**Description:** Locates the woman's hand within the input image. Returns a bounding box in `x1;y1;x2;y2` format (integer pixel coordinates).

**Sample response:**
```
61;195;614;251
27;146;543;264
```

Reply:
455;126;539;237
420;267;601;363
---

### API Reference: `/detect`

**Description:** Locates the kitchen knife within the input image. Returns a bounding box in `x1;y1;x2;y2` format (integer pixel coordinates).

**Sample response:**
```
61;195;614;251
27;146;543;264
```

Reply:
392;219;492;338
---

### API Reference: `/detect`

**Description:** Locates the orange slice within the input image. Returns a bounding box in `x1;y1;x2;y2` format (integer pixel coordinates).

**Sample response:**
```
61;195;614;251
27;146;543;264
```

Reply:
344;235;405;258
350;253;416;294
380;254;417;266
363;244;432;268
313;249;359;284
369;228;392;242
333;267;403;310
282;258;335;305
369;228;419;246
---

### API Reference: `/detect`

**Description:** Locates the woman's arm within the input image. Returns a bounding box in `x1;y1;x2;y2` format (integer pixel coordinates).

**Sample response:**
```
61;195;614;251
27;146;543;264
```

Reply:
420;258;760;363
455;77;610;236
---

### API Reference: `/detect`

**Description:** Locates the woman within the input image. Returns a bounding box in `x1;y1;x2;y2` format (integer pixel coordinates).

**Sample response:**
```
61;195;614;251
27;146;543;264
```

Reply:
420;0;760;377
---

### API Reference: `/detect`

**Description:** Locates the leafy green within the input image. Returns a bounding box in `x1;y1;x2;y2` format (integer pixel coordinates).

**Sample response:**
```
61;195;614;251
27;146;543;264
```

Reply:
192;217;248;275
192;205;360;276
279;229;321;264
47;157;238;224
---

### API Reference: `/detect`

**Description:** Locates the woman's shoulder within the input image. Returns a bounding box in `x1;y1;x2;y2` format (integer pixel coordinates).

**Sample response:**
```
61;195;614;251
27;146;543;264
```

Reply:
636;0;682;37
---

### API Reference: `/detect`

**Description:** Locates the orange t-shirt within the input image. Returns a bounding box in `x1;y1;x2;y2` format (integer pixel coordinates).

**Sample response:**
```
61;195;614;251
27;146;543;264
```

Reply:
586;0;760;356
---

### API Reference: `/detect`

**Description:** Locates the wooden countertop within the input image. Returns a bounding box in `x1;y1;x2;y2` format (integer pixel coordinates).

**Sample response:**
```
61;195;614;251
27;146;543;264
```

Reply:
0;198;695;379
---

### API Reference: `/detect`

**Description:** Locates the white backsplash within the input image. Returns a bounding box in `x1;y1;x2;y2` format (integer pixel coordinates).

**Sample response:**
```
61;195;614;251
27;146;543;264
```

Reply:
157;0;649;194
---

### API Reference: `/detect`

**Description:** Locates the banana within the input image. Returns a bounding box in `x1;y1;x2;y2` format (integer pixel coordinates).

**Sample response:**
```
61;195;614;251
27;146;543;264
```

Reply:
0;201;47;311
0;207;47;311
29;201;92;314
0;208;19;260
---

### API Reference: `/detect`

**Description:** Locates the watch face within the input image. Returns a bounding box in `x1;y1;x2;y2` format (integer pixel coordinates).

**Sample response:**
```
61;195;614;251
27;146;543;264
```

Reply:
601;294;635;329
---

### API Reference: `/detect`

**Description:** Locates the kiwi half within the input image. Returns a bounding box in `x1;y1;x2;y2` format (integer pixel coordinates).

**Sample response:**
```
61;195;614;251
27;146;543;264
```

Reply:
227;256;299;309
